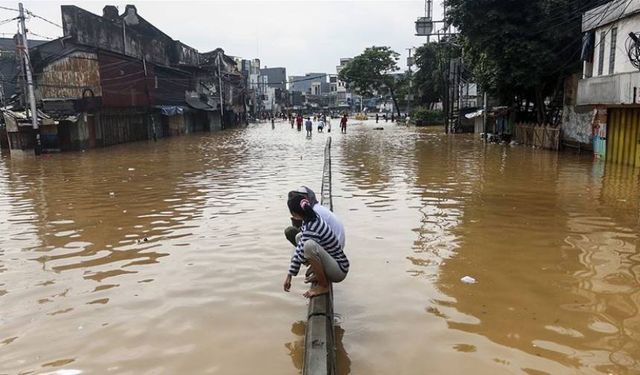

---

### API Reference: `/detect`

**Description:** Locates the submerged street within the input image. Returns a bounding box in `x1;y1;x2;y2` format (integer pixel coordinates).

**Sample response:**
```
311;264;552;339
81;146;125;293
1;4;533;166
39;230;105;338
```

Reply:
1;121;639;374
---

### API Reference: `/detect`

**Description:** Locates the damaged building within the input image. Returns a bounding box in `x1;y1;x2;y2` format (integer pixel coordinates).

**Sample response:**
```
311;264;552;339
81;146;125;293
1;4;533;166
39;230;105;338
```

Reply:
2;4;247;153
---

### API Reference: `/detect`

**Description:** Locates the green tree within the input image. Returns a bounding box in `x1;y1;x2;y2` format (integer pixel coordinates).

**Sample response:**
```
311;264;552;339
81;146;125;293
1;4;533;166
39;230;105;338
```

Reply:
339;46;403;117
413;40;461;108
446;0;608;123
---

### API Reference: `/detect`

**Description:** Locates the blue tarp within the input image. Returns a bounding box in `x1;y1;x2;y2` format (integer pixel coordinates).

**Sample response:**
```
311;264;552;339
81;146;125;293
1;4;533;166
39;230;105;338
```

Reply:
155;106;185;116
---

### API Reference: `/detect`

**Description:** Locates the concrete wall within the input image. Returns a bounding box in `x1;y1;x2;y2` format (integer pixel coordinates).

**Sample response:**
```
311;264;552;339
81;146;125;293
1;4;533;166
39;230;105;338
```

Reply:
562;106;593;144
37;51;102;99
577;70;640;105
61;5;198;68
563;75;593;145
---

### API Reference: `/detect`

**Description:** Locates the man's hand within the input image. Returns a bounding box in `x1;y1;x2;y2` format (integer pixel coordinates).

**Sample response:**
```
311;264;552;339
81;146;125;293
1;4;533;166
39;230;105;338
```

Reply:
283;274;292;292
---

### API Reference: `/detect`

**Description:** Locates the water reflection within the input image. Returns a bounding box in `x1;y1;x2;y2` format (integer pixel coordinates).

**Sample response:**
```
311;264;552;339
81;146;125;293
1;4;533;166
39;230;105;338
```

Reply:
285;320;351;374
0;124;329;374
2;120;639;373
426;144;640;373
336;123;416;211
333;123;639;374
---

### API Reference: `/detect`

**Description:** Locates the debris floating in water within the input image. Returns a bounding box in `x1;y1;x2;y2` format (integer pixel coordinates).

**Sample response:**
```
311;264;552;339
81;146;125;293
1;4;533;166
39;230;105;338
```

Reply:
460;276;477;284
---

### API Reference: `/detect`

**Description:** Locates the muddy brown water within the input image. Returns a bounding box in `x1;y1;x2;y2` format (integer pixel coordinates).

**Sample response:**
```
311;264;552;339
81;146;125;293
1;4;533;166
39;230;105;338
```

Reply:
0;120;638;374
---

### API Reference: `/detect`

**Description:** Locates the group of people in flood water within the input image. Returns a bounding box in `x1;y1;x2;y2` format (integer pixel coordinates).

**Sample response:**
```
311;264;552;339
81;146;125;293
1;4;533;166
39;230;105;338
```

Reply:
281;113;349;136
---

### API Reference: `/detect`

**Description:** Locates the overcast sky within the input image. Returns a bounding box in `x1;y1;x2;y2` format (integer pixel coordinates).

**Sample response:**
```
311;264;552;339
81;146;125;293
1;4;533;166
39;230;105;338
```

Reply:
0;0;445;76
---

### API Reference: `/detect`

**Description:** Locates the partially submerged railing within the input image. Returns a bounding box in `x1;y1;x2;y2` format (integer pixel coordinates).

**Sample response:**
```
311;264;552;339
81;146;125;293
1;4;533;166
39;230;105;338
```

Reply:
303;137;336;375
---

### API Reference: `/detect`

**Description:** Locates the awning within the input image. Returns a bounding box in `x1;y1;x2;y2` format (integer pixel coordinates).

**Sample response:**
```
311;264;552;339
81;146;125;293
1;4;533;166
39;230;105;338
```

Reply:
465;109;484;119
185;96;217;111
1;108;79;123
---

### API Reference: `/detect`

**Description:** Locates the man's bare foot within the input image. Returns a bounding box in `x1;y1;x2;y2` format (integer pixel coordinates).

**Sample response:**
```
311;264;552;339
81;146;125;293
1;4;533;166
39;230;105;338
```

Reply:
304;286;330;298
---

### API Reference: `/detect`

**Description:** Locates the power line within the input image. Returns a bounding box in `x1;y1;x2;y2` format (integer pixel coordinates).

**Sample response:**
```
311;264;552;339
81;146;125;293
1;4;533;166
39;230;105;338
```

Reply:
27;30;56;40
0;16;18;26
0;5;19;12
25;10;62;29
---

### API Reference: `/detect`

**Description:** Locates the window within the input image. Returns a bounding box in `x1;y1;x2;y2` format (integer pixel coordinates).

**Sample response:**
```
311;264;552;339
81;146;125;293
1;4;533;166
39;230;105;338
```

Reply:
609;27;617;74
598;31;606;75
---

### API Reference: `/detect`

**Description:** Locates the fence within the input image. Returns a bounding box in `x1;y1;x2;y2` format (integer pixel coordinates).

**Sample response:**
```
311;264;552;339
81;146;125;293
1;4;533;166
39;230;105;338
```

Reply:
514;123;561;150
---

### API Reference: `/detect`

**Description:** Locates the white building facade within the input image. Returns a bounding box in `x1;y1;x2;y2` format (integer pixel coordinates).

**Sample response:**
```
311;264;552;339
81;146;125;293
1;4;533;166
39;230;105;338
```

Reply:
567;0;640;167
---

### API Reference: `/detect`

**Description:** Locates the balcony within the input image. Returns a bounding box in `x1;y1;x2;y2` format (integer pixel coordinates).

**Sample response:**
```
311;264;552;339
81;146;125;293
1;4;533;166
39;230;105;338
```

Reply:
577;71;640;106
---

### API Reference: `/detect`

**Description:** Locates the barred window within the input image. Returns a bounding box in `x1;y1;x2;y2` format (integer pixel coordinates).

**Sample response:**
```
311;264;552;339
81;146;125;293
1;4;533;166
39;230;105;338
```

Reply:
598;31;606;75
609;27;617;75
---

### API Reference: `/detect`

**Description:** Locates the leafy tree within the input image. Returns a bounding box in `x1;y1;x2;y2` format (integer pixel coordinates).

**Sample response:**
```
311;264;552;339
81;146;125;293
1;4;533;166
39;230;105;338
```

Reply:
413;40;461;108
339;46;403;117
446;0;608;123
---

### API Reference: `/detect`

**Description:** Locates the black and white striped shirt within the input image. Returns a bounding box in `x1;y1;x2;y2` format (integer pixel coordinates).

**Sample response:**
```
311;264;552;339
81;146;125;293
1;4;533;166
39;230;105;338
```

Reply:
288;216;349;276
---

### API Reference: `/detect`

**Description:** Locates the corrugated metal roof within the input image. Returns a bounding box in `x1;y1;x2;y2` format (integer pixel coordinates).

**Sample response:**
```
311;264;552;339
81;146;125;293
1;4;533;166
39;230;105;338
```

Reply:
0;37;47;52
582;0;640;32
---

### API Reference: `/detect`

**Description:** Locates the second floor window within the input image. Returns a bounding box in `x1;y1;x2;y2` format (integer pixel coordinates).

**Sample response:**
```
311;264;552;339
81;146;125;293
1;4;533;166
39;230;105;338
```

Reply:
609;27;617;75
598;31;606;76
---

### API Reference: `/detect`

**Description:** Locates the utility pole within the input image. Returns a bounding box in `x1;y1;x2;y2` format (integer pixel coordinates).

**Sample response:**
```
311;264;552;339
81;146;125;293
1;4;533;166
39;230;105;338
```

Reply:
216;51;225;130
406;47;414;117
142;57;157;141
18;3;40;154
483;90;488;139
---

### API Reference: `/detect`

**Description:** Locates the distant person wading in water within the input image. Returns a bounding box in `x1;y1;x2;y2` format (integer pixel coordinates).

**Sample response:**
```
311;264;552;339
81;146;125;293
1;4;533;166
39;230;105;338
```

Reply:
283;188;349;298
305;117;313;137
340;114;348;133
296;114;303;131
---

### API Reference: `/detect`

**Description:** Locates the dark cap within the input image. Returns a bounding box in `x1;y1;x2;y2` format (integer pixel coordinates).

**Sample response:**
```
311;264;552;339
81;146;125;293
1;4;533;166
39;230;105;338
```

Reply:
287;186;318;206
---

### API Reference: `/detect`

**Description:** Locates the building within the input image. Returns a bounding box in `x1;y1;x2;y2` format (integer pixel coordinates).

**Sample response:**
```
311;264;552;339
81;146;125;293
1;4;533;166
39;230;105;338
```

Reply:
0;37;47;150
2;4;246;154
260;67;287;90
568;0;640;167
289;73;329;95
335;58;352;108
0;38;47;104
258;67;287;114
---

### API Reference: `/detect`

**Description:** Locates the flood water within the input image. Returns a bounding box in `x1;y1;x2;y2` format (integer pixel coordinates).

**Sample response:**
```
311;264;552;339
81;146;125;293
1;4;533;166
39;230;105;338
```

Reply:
1;120;639;374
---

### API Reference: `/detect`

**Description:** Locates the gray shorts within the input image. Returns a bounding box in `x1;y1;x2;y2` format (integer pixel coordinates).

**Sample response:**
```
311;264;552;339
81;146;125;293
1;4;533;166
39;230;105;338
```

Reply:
302;238;347;283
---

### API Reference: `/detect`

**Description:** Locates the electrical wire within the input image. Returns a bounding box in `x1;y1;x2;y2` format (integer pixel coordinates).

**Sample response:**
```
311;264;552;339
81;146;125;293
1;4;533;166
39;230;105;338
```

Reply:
0;16;18;27
579;0;633;73
27;31;56;41
24;10;62;29
0;5;18;12
626;33;640;69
